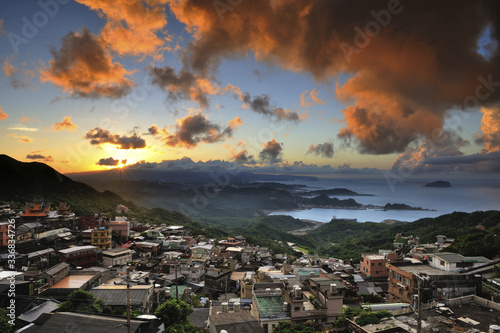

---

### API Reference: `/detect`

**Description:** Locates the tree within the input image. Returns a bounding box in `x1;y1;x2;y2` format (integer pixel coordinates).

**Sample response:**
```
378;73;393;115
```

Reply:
0;309;14;333
57;289;105;313
273;321;316;333
155;299;193;327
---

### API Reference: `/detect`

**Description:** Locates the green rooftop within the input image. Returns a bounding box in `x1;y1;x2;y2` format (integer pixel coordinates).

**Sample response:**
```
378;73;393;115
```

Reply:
256;296;285;315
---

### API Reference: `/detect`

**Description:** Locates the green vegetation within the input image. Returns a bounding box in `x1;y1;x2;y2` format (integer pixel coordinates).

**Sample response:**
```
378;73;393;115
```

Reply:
58;290;105;313
333;307;392;327
0;309;14;333
296;211;500;261
273;320;319;332
155;299;200;333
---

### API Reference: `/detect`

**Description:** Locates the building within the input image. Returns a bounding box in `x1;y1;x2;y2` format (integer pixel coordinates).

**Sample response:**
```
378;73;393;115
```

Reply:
20;201;50;222
0;221;12;246
251;283;290;333
284;278;344;325
387;261;481;304
105;216;130;238
58;245;98;267
115;204;129;214
21;311;158;333
79;215;100;230
205;268;231;292
91;227;112;250
102;248;132;267
209;304;264;333
90;285;155;314
429;252;491;272
39;262;70;287
360;253;398;279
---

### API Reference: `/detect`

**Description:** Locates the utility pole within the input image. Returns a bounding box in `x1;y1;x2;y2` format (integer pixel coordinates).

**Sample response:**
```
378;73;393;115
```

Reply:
417;276;421;333
175;265;179;303
126;274;131;333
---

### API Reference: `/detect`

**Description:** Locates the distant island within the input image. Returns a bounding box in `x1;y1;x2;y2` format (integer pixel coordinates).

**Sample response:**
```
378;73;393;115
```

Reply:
424;180;451;188
383;203;436;211
300;194;362;209
306;188;374;196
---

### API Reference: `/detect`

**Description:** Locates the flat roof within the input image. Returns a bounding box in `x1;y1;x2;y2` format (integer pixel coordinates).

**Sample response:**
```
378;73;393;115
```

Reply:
49;275;93;289
364;254;385;260
59;245;97;254
256;295;286;315
390;263;458;276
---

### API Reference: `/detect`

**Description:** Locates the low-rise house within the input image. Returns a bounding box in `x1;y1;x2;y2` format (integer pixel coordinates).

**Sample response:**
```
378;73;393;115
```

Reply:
387;261;481;304
26;248;55;267
205;267;231;292
105;216;130;238
21;312;159;333
90;284;155;314
209;303;264;333
360;252;398;279
102;248;132;267
429;252;491;272
251;282;290;333
39;262;70;287
58;245;97;267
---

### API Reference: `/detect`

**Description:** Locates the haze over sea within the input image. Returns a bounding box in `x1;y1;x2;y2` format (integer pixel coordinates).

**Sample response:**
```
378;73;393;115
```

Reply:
268;174;500;223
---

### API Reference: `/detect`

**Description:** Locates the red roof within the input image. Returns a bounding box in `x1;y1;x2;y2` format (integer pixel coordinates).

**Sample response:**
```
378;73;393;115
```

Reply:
21;204;50;217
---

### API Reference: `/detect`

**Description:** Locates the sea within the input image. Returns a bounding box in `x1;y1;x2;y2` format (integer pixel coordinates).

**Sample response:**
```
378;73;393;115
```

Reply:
267;174;500;223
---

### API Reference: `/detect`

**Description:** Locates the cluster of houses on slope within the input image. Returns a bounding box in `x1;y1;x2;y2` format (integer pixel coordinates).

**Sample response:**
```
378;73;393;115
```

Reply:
0;201;500;333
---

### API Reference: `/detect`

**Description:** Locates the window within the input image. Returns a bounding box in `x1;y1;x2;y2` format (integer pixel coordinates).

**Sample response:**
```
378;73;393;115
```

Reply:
294;307;300;311
378;262;382;266
371;263;374;266
440;260;445;266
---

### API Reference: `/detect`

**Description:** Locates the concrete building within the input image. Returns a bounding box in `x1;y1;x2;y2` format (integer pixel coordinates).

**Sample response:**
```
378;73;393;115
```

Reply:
251;283;290;333
360;253;397;279
105;217;130;238
91;227;112;250
58;245;97;267
102;248;132;267
209;304;264;333
39;262;70;287
387;261;481;304
429;252;491;272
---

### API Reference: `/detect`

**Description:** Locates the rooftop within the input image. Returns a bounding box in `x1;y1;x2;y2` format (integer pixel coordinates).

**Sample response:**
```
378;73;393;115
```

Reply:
256;295;287;315
59;245;97;254
210;311;263;333
49;275;93;289
389;263;458;276
90;287;151;306
364;254;386;260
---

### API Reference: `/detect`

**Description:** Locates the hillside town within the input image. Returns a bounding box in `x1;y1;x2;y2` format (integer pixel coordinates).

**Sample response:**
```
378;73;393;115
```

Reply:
1;200;499;333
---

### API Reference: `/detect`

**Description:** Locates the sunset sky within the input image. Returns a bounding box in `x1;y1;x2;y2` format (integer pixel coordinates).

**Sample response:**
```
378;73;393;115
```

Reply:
1;0;500;174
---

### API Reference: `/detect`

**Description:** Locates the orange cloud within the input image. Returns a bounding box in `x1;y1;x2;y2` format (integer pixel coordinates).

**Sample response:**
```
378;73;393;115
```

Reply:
167;0;500;154
85;128;147;149
52;116;78;132
8;134;32;143
40;28;135;98
76;0;168;59
0;107;7;120
475;106;500;152
20;116;32;123
228;117;242;128
159;112;238;148
259;138;283;163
